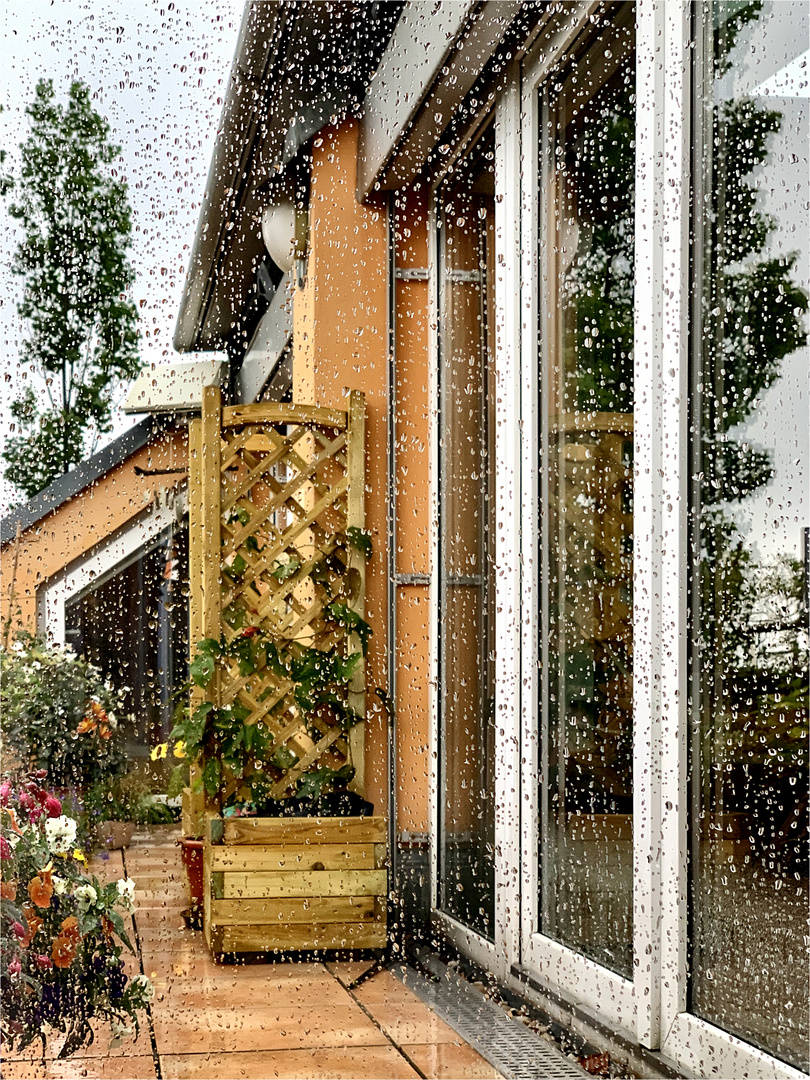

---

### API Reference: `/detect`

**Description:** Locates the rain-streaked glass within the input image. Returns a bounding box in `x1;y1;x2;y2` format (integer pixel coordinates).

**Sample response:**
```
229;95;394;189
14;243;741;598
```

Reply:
689;2;809;1068
537;15;636;977
437;131;497;939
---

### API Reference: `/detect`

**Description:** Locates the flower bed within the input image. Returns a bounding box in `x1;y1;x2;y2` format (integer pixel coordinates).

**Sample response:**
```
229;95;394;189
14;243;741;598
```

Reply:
0;776;152;1058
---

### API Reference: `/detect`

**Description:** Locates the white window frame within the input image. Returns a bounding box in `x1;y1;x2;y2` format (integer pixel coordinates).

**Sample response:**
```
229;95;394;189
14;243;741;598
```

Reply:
426;2;808;1074
39;490;187;647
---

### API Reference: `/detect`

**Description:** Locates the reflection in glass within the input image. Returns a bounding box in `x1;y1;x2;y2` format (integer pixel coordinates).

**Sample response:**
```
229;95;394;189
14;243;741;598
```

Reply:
66;523;189;758
437;131;496;939
689;2;809;1069
538;17;635;976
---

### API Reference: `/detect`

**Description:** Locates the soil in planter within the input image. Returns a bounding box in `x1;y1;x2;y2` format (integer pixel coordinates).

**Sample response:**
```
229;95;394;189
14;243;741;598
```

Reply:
243;792;375;818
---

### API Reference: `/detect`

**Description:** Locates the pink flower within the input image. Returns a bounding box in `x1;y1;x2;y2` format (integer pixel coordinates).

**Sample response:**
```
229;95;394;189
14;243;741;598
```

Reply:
44;795;62;818
18;793;35;813
10;921;26;941
34;954;52;971
8;957;21;976
0;783;12;807
0;836;12;860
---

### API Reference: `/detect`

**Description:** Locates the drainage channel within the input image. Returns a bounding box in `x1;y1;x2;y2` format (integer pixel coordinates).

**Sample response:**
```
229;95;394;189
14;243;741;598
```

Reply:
392;954;589;1080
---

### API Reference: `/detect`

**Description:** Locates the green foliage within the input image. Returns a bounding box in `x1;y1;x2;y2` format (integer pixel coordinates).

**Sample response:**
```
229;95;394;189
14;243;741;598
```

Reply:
175;617;370;809
3;79;140;498
0;634;127;790
346;527;373;559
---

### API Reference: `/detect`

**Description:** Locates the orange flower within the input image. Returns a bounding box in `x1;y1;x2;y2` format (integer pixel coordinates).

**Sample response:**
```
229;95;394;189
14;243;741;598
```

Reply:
78;700;111;738
76;717;97;735
51;934;78;968
28;870;53;909
19;905;43;948
0;880;17;901
59;916;81;943
51;916;82;968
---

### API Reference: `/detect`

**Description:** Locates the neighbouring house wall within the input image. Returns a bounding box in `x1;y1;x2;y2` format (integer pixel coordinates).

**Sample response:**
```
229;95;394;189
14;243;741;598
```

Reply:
292;118;390;816
393;188;431;837
0;426;189;637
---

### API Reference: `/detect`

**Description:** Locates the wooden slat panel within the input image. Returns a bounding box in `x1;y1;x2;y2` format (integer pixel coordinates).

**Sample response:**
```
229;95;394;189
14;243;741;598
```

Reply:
210;843;376;872
220;816;386;846
216;921;387;953
222;403;348;431
220;868;387;899
346;388;367;796
210;895;379;925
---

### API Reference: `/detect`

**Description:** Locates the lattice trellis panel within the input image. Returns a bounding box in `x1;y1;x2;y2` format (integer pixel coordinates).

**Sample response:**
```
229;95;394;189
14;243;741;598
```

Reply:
188;387;366;804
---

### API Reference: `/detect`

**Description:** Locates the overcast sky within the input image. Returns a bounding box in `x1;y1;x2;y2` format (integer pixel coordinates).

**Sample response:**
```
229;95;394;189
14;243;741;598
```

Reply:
1;0;243;509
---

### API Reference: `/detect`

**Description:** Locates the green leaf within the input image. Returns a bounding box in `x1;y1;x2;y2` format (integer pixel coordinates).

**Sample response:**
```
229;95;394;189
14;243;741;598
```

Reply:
296;767;334;800
271;555;301;582
325;601;373;655
197;638;222;657
190;653;215;688
309;560;332;595
347;526;373;559
202;757;221;797
271;746;298;771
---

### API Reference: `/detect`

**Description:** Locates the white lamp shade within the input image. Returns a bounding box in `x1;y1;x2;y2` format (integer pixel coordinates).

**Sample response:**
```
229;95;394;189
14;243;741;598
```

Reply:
261;200;296;272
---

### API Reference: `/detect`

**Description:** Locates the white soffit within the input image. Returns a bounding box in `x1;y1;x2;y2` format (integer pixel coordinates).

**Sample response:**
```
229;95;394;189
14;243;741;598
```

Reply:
237;273;294;404
357;0;476;198
357;0;523;199
123;357;228;414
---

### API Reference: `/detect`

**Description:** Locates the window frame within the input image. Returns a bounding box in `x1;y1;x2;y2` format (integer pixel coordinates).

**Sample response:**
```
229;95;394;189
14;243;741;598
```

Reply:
425;2;808;1073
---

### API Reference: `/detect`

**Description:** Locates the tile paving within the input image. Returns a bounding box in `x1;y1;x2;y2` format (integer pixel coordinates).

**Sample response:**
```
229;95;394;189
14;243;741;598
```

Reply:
2;827;502;1080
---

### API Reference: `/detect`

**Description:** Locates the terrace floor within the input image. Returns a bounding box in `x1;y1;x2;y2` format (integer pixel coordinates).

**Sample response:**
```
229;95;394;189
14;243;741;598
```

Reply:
3;826;502;1080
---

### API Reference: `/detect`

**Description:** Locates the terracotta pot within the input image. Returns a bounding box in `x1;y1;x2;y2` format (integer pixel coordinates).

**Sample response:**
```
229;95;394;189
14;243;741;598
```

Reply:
97;820;135;849
178;836;204;909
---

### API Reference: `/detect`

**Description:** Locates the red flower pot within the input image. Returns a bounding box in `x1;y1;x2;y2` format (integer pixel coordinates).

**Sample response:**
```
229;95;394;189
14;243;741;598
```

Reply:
177;837;204;909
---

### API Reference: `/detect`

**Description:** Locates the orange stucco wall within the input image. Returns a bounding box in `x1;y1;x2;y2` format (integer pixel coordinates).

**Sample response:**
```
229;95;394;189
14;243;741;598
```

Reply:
393;189;431;835
291;126;433;832
293;119;390;817
1;426;188;636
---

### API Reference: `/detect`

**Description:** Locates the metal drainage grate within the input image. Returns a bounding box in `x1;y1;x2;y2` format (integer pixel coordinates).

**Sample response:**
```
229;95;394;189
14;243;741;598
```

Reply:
393;957;588;1080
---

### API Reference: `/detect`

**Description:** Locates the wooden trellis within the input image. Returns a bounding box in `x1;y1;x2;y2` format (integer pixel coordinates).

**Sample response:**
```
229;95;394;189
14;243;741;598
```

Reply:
187;386;367;808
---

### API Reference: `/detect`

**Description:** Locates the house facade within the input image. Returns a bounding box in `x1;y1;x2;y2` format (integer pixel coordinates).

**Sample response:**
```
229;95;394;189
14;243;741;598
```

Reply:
173;2;809;1077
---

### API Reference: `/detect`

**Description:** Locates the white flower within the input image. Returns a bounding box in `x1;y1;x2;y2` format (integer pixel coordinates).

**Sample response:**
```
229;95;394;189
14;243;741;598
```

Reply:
116;877;136;912
44;815;78;855
52;875;68;896
74;883;97;908
131;973;154;1002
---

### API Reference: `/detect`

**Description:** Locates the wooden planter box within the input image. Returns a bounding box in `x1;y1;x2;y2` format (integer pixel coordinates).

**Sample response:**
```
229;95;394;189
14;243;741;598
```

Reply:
203;813;388;955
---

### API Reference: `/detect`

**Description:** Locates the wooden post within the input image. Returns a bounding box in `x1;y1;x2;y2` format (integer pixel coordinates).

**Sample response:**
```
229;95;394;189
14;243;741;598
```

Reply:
346;389;366;797
198;385;222;810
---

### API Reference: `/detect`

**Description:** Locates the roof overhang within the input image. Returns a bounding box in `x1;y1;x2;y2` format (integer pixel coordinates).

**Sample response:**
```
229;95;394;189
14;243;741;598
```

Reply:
173;0;401;355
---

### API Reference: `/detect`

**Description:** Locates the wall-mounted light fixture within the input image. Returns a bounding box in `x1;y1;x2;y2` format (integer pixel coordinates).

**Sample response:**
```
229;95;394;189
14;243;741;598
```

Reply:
261;195;309;289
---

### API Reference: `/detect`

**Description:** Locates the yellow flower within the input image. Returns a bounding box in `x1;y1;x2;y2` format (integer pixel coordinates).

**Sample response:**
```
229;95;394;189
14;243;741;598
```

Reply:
150;743;168;761
172;741;187;759
72;849;86;863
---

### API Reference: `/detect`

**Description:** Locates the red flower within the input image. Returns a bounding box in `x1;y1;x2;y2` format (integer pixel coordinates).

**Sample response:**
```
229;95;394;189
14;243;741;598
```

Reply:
34;954;53;971
0;836;12;860
44;795;62;818
241;626;259;638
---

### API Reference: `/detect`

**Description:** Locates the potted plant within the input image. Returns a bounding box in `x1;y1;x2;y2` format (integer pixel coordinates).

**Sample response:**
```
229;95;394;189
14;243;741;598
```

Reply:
0;633;129;797
84;773;176;851
0;774;153;1058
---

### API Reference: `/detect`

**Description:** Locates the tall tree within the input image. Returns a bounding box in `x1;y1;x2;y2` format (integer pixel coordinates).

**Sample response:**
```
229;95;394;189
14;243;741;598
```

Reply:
4;79;140;499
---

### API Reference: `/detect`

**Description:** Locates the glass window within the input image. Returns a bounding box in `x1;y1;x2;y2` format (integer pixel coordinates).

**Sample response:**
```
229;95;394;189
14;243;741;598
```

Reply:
689;2;809;1069
437;130;497;939
537;13;636;977
66;524;189;758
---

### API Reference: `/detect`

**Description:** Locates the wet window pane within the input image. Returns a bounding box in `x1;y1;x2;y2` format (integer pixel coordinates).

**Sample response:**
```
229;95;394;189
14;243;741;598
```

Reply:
689;2;810;1068
437;131;497;939
537;17;636;977
65;524;189;758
